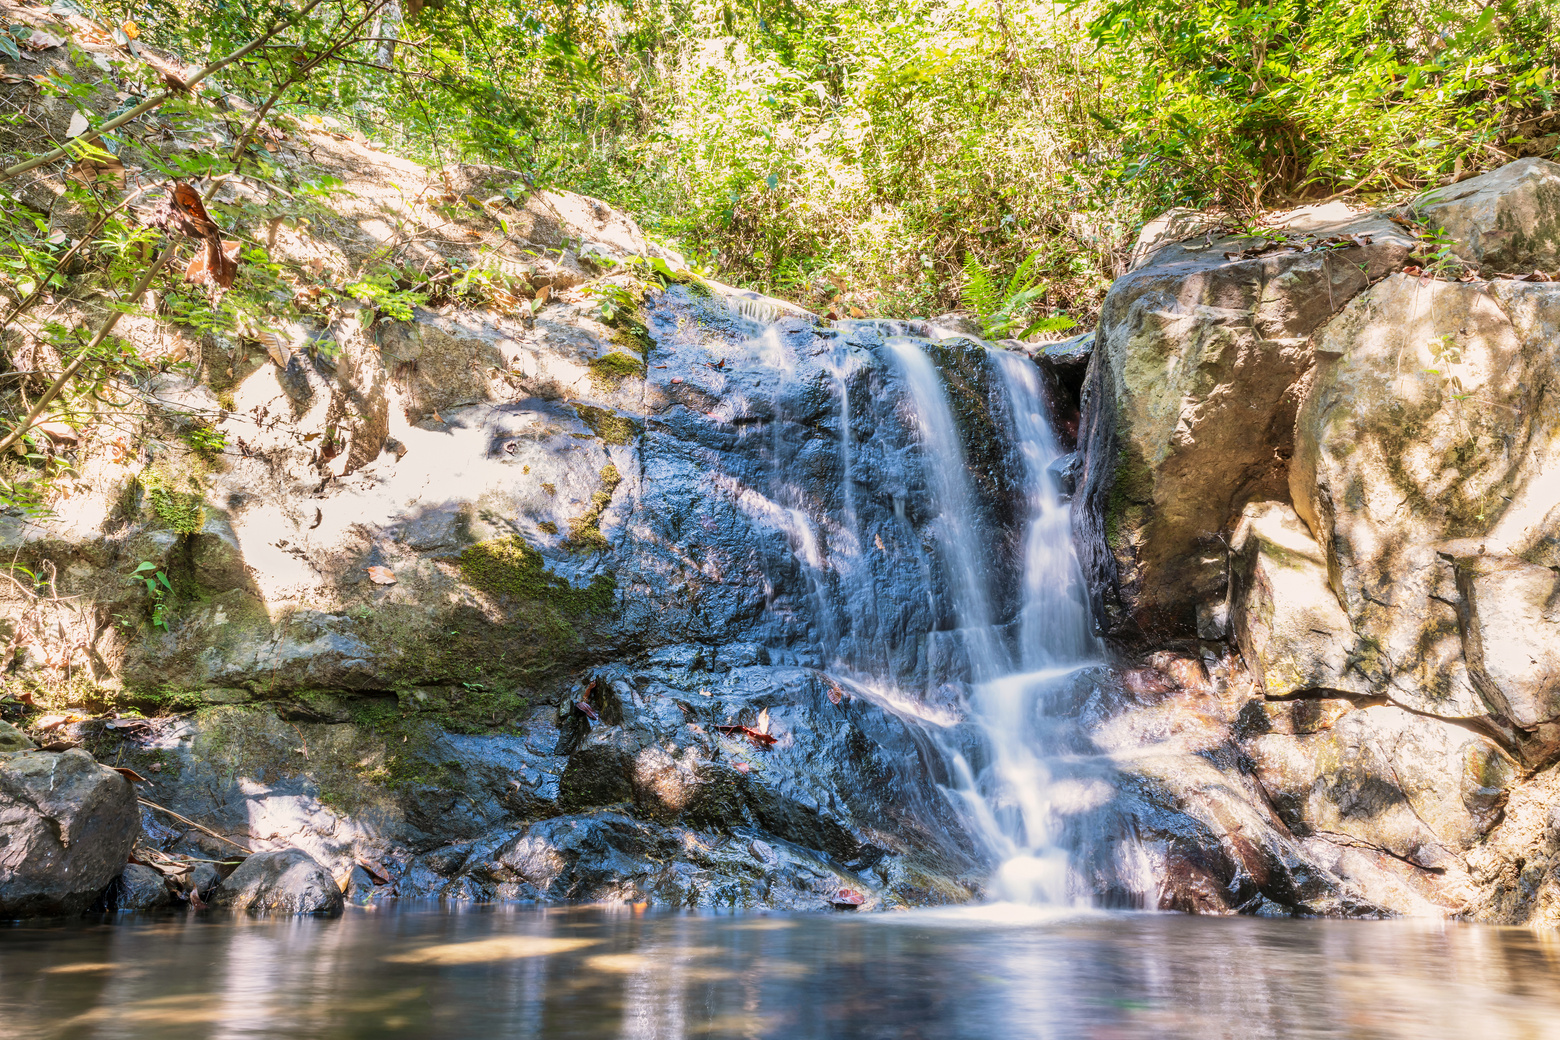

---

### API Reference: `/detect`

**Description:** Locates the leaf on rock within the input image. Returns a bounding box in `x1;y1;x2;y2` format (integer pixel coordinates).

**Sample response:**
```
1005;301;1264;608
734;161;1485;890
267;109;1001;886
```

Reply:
365;565;397;585
112;766;150;783
24;31;66;50
715;724;777;749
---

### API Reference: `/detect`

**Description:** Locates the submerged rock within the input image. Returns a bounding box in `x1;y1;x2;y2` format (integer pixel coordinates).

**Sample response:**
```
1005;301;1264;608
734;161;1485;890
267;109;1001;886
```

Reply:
210;848;344;915
0;749;138;918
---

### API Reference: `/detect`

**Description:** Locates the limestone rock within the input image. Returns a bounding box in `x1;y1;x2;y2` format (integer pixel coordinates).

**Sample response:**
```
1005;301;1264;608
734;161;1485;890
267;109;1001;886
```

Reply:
1450;554;1560;737
0;749;139;918
1414;158;1560;272
210;848;344;915
1291;276;1560;726
1228;501;1367;698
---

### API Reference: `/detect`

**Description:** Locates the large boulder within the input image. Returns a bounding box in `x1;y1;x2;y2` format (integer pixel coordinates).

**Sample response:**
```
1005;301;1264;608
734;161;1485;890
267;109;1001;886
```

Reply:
1291;277;1560;745
1075;207;1415;637
210;848;344;915
0;749;139;918
1414;158;1560;273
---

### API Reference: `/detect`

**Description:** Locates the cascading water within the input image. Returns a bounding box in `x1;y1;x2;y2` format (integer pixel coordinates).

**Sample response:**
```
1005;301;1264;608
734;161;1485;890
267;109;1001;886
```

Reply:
747;309;1113;905
882;340;1103;905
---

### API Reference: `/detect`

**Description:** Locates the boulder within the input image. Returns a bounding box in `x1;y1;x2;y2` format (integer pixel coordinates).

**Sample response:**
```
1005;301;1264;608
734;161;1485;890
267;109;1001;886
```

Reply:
1414;158;1560;273
1075;208;1415;637
1291;277;1560;729
0;749;139;918
209;848;344;915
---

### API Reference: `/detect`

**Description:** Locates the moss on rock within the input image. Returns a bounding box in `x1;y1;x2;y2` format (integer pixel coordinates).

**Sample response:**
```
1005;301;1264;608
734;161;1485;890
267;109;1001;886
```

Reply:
574;403;643;445
589;351;648;389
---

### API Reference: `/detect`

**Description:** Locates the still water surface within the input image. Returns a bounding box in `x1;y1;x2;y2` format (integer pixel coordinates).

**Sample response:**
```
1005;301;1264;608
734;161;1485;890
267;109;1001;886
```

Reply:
4;905;1560;1039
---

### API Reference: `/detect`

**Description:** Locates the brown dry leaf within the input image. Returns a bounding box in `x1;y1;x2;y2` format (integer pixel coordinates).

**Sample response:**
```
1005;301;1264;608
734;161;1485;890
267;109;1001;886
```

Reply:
365;565;397;585
533;284;551;305
23;31;66;50
112;767;150;783
185;239;241;289
256;329;290;367
69;155;126;189
35;714;70;731
848;305;865;318
756;707;771;736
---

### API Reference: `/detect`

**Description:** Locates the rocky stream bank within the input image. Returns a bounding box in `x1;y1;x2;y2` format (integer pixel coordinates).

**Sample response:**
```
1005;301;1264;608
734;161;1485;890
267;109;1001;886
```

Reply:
6;7;1560;923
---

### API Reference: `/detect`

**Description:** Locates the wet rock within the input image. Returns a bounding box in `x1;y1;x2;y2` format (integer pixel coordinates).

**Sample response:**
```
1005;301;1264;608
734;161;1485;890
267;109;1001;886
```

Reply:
209;848;344;915
109;864;174;911
0;749;139;918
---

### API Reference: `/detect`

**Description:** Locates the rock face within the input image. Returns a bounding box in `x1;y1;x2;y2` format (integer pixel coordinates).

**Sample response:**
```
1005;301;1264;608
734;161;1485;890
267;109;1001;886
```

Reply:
0;750;138;918
210;848;344;915
1074;157;1560;923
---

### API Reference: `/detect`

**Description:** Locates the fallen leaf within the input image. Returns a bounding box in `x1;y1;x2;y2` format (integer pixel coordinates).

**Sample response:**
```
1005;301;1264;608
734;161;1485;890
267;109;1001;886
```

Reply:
120;20;139;38
534;285;551;305
68;154;126;189
734;761;751;773
112;767;150;783
37;740;80;752
65;110;89;138
848;305;865;318
35;714;69;731
874;533;885;551
756;707;771;736
257;329;290;366
574;699;599;721
358;858;391;885
24;31;66;50
715;724;777;749
830;888;865;909
365;565;397;585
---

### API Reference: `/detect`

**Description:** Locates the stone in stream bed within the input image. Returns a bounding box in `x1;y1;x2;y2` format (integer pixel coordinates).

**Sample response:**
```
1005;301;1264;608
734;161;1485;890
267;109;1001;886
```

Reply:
106;863;175;911
210;848;345;915
0;721;34;753
0;749;140;918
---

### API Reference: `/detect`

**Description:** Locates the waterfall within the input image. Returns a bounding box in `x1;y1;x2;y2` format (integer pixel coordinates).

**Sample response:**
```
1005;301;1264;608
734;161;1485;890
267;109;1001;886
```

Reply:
887;340;1103;906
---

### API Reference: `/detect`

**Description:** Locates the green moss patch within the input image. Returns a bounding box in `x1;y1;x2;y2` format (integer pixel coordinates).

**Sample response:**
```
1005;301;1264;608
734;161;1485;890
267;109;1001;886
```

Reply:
139;466;206;534
574;403;643;445
564;464;622;554
459;534;616;611
589;350;648;389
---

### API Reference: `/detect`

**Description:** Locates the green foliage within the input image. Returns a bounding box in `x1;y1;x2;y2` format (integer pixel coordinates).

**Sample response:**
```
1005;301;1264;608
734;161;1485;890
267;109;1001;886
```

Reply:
138;467;205;534
962;251;1078;340
128;560;174;630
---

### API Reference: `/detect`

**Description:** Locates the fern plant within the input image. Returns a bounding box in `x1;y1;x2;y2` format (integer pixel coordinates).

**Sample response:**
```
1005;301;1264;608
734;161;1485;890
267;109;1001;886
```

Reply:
961;251;1077;340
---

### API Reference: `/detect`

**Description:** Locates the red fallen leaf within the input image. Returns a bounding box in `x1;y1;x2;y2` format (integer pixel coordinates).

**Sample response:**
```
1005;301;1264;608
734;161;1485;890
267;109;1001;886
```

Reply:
113;767;151;783
188;883;207;909
365;565;397;585
715;725;777;749
1403;265;1423;276
574;699;599;721
357;858;391;885
734;761;751;773
830;888;865;909
670;377;683;384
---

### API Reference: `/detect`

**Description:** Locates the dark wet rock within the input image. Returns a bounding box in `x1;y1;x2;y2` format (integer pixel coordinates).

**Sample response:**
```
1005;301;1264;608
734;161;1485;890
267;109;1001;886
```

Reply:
0;749;139;918
210;848;344;915
107;864;174;911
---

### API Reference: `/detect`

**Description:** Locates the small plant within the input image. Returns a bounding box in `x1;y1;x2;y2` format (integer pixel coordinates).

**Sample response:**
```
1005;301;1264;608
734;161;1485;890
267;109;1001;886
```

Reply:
128;561;173;630
961;251;1077;340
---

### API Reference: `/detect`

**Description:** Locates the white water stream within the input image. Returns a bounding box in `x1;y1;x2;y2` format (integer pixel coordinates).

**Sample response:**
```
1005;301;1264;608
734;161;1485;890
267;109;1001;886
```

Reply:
886;340;1103;904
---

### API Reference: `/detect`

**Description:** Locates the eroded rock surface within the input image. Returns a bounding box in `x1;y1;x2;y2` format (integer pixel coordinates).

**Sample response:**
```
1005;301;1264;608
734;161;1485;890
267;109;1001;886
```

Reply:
210;848;344;915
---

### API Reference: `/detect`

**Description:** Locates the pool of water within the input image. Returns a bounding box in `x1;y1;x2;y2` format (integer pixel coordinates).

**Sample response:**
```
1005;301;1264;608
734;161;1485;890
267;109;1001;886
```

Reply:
4;905;1560;1039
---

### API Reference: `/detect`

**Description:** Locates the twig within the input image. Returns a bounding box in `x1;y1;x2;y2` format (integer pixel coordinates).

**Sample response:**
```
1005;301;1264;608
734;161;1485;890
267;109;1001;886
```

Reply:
137;798;254;853
0;0;329;183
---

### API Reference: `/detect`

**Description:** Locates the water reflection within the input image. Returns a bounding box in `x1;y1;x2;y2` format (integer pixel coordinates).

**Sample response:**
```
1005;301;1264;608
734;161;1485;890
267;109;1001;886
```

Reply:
4;907;1560;1039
